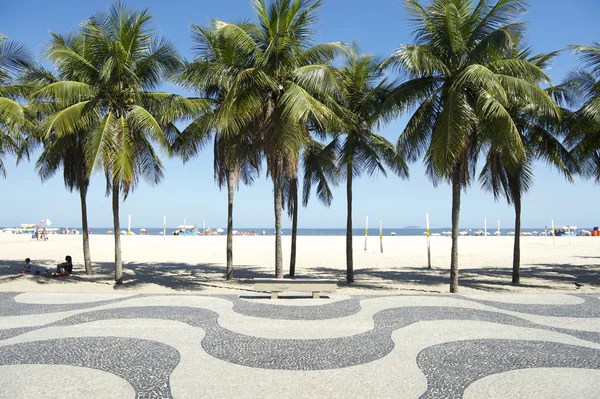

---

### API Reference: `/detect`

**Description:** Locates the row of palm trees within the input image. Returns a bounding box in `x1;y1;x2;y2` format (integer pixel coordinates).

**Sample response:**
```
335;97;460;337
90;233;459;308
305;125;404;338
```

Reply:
1;0;599;292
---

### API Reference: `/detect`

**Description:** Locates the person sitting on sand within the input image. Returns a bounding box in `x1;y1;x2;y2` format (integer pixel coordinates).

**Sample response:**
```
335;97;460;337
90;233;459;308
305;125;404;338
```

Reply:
53;255;73;276
21;258;32;274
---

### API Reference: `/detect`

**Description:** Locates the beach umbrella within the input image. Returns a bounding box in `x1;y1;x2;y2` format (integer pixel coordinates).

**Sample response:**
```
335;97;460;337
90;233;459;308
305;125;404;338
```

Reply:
216;228;224;233
45;219;52;226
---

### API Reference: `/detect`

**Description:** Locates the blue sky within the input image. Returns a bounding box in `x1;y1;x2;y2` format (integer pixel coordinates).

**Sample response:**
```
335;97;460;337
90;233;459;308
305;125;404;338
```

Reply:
1;0;599;229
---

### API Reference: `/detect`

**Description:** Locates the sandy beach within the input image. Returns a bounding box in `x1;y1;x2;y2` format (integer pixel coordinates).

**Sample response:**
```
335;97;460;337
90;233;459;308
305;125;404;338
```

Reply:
1;233;599;294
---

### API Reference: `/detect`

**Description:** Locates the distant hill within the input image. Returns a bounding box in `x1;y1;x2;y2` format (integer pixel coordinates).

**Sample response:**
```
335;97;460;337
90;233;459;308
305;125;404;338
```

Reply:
403;225;421;229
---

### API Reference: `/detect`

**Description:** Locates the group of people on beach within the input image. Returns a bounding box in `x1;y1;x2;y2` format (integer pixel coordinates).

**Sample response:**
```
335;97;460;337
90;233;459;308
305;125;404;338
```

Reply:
34;227;48;241
21;256;73;277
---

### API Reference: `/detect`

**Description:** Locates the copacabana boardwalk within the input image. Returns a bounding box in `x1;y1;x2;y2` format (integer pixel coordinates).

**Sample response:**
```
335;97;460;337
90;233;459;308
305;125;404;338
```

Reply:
1;292;600;398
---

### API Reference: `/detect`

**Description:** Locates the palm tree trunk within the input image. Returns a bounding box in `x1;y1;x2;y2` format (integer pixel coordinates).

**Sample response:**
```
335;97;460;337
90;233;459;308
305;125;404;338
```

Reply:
289;178;298;278
512;192;522;284
274;172;283;279
79;178;92;275
450;165;461;293
112;183;123;284
226;169;234;280
346;162;354;283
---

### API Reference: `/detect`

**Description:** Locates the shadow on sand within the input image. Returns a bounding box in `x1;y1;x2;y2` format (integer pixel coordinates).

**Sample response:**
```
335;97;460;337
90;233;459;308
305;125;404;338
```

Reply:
1;258;598;293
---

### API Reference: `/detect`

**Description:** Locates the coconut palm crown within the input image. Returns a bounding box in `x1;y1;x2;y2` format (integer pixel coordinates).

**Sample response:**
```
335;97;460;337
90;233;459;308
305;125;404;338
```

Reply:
565;42;600;181
0;35;32;176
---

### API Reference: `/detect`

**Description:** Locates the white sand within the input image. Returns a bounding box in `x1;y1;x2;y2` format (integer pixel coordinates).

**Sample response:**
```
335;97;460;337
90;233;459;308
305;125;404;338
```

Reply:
0;233;598;294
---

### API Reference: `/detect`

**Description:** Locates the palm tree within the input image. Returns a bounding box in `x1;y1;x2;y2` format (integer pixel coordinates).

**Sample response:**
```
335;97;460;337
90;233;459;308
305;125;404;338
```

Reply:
391;0;554;292
334;49;408;283
214;0;347;278
286;137;339;277
566;43;600;179
35;3;204;284
480;48;575;284
26;65;95;274
0;35;31;176
175;23;260;280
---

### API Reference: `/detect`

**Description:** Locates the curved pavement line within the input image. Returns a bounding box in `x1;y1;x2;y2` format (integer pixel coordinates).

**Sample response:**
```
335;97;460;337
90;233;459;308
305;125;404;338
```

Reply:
2;318;600;398
3;295;600;341
3;303;600;371
459;294;600;318
13;292;138;304
0;295;515;340
461;293;586;305
0;335;179;398
228;295;364;320
0;292;142;317
417;339;600;399
0;294;234;329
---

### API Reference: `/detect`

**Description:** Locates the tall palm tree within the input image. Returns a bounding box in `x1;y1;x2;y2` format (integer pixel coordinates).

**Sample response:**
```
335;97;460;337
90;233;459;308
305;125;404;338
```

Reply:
285;137;339;277
26;65;95;274
214;0;347;278
175;23;260;280
480;49;574;284
390;0;554;292
0;35;31;176
35;3;204;284
334;49;408;283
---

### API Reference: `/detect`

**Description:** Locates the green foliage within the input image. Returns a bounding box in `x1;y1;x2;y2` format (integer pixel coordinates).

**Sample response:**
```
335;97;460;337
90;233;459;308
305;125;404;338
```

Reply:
34;2;205;196
334;48;409;181
0;36;31;177
392;0;554;186
565;43;600;182
214;0;348;180
175;21;260;189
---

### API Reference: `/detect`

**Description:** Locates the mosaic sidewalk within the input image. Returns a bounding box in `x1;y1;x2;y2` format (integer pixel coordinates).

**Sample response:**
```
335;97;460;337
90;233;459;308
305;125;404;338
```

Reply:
1;292;599;398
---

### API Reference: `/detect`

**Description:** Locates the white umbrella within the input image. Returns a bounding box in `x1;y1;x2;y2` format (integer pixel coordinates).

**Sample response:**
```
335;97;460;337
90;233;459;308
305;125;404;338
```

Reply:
216;228;224;233
45;218;52;226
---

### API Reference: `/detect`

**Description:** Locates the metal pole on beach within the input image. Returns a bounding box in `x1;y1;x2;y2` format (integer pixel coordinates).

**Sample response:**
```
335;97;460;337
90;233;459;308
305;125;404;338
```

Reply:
364;216;368;252
379;219;383;253
163;216;166;240
484;217;487;240
128;215;131;236
426;213;431;269
552;220;555;245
